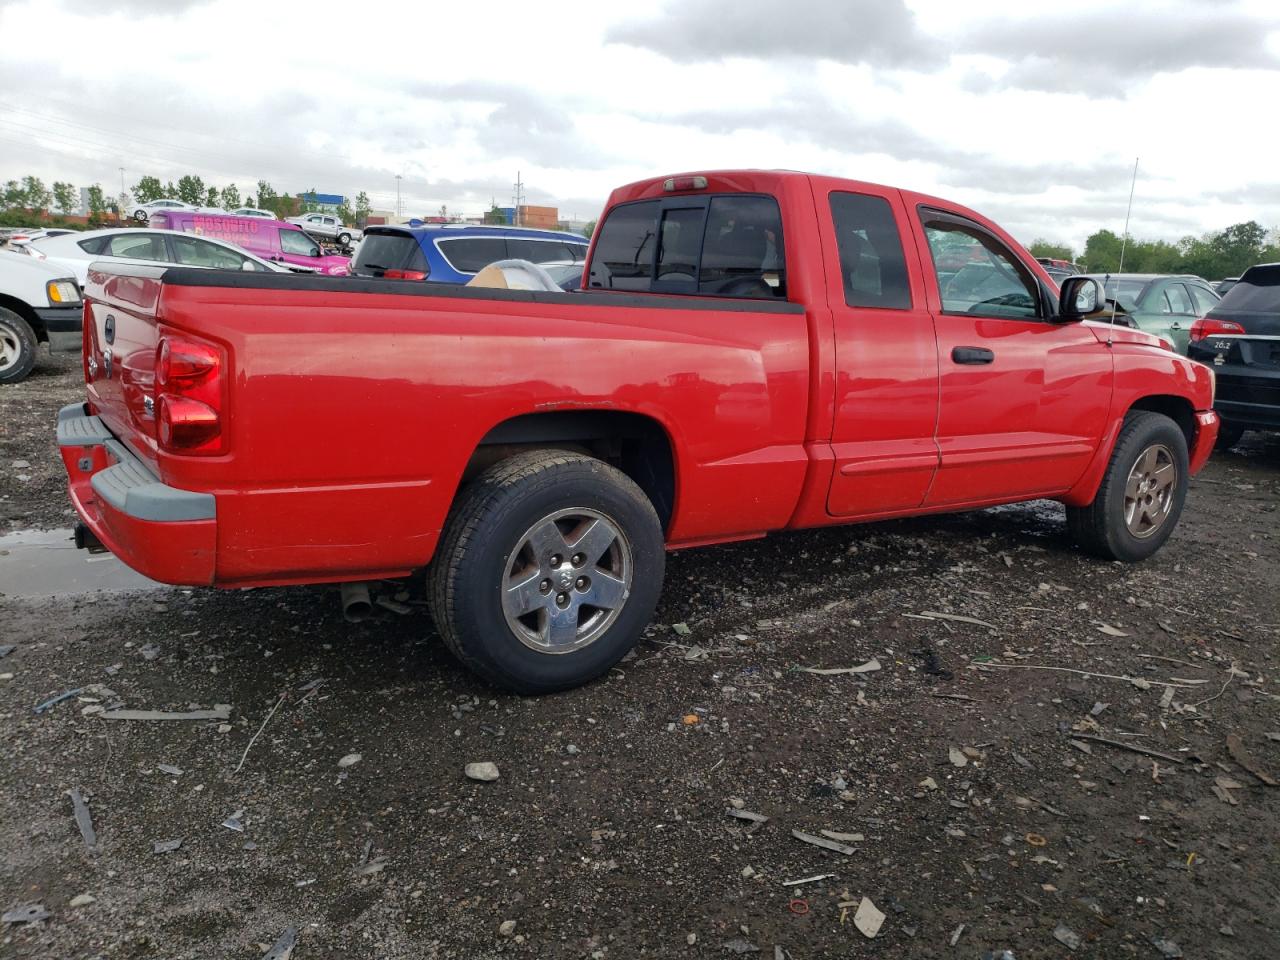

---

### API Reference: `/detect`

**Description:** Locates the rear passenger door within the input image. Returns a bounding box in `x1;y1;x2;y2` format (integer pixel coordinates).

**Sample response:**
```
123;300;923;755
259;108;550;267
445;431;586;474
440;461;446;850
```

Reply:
821;188;940;517
914;210;1111;506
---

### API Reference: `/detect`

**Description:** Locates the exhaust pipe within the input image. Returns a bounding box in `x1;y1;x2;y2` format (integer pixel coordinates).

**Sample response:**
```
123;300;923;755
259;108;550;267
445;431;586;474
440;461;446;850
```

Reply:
339;581;373;623
74;522;107;554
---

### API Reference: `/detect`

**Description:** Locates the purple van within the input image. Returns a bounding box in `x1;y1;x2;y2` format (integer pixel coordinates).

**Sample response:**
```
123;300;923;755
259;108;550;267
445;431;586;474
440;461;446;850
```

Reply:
149;211;350;276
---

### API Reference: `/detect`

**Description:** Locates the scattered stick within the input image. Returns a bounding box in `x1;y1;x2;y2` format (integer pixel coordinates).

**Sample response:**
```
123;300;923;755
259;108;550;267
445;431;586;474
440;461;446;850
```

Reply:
67;787;97;853
1068;734;1185;764
918;611;998;630
234;693;286;775
1137;653;1200;668
99;705;232;721
1226;733;1278;787
1189;676;1234;709
968;661;1200;689
931;693;980;702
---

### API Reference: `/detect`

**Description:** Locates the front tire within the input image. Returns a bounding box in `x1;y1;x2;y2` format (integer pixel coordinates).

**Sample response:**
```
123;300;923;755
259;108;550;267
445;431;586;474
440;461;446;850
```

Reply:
0;307;38;385
1067;411;1189;561
133;209;148;222
428;449;665;693
337;232;351;246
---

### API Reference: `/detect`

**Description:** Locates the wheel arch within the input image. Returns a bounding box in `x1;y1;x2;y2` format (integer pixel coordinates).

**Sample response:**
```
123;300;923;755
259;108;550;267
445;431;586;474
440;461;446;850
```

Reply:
1125;394;1195;451
0;294;46;343
459;409;678;533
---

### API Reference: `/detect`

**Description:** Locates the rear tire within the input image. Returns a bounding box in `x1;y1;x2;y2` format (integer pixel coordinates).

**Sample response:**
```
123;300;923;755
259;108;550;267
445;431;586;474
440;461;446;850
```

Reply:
428;449;665;693
1215;421;1244;451
0;307;37;385
1067;411;1188;562
337;232;351;246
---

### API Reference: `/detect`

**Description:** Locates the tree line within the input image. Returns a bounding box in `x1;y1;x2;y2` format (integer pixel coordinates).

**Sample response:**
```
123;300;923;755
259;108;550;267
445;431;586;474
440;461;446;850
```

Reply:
1029;221;1280;281
1;173;373;227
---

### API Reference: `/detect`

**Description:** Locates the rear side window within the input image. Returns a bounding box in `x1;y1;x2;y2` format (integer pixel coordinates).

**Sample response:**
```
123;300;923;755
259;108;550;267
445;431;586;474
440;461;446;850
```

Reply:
1162;283;1194;314
588;195;786;298
437;237;507;273
589;201;659;290
353;232;430;278
829;192;911;309
106;234;166;260
77;236;109;254
506;238;588;264
1189;284;1219;314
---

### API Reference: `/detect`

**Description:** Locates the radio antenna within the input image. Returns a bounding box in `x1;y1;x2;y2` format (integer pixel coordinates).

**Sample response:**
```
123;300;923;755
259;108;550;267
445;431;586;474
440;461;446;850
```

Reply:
1109;157;1140;331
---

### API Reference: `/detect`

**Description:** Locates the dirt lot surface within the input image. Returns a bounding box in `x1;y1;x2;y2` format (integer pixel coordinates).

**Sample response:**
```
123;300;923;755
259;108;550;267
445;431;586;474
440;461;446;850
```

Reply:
2;359;1279;959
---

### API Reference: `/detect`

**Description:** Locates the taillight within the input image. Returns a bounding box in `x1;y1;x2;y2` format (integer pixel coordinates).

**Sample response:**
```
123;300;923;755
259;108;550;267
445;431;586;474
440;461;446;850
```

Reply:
1190;317;1244;343
383;269;426;280
154;332;226;455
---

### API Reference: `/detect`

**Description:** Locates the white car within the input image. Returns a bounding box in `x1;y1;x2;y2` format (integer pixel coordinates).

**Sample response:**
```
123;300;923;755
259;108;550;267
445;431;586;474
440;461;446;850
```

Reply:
286;212;361;246
229;207;276;219
27;228;287;288
130;199;197;222
2;227;75;250
0;250;81;384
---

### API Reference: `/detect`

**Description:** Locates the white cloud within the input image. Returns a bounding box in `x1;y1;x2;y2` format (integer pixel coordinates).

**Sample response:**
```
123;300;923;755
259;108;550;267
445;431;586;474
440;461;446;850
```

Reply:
0;0;1275;249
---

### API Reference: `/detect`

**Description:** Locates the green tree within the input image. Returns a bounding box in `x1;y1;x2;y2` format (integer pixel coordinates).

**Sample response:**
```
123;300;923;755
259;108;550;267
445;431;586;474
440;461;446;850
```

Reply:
86;184;107;225
132;175;164;204
204;186;220;207
299;188;320;213
2;180;21;208
1027;239;1074;263
219;184;241;210
354;190;370;225
256;180;280;215
20;175;52;212
165;180;179;198
583;219;596;239
176;175;205;206
52;181;77;215
336;199;354;225
1081;229;1124;272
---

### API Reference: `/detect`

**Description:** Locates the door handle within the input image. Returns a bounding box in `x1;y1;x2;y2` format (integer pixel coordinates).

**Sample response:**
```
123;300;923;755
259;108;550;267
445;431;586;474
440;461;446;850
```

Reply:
951;346;995;365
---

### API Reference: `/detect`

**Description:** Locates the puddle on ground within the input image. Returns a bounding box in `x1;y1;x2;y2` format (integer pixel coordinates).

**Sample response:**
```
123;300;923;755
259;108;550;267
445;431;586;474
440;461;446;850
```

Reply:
0;528;163;600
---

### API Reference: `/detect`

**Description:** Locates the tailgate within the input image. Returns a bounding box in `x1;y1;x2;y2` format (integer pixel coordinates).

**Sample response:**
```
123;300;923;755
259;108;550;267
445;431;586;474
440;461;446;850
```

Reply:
83;262;166;471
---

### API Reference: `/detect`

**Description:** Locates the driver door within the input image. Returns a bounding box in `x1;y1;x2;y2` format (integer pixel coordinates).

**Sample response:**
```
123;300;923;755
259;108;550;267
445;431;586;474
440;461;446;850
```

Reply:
914;209;1112;506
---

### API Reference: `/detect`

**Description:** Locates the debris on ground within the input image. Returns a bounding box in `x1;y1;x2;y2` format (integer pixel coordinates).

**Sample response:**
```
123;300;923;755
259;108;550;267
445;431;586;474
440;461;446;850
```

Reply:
1226;732;1278;786
98;705;232;721
1151;937;1184;958
33;687;84;714
68;894;95;907
0;645;15;658
153;839;182;854
795;659;881;675
791;830;856;855
465;761;500;782
919;611;997;630
852;897;884;938
819;829;863;842
66;787;96;853
221;809;245;832
261;925;298;959
337;753;362;768
2;904;50;924
782;873;834;886
157;764;183;776
499;920;517;936
722;938;759;954
1052;923;1082;950
950;923;966;946
949;746;968;767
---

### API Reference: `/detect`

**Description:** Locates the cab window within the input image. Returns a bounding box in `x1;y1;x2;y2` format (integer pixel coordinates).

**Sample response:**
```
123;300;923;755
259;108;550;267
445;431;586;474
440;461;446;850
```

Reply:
588;194;785;299
279;229;320;257
922;215;1040;320
829;192;911;309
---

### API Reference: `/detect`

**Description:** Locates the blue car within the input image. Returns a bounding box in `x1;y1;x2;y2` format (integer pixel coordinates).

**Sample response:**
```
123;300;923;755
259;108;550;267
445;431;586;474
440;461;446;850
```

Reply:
350;224;590;285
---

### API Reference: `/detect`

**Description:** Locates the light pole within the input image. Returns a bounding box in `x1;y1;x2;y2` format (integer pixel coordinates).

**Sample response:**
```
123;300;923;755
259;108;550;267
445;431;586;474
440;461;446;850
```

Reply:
118;167;125;194
395;174;402;219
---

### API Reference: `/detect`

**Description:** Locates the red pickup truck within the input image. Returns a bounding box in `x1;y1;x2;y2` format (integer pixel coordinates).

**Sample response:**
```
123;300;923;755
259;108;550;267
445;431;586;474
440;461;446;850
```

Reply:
58;170;1218;692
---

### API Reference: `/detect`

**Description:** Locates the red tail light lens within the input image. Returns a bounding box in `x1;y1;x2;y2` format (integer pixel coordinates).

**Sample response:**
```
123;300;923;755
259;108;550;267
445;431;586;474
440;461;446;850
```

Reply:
662;175;708;192
154;331;226;455
383;269;426;280
1190;317;1245;343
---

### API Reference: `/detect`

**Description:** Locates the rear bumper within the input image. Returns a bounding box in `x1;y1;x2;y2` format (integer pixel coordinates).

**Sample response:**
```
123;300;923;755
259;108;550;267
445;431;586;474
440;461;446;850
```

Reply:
57;404;216;585
1212;366;1280;431
35;304;83;352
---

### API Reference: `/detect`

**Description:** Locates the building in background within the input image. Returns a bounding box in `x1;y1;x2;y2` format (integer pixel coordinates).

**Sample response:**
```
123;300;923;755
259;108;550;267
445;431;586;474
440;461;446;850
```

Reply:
297;192;345;213
486;205;561;229
558;217;593;235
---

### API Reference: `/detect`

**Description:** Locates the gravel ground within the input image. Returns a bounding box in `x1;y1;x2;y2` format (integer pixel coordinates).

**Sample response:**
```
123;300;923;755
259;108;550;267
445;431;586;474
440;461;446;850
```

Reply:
2;361;1279;959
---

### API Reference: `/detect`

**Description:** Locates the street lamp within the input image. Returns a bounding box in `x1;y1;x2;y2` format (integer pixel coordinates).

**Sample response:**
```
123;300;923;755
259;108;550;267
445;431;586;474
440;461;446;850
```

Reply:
395;174;402;219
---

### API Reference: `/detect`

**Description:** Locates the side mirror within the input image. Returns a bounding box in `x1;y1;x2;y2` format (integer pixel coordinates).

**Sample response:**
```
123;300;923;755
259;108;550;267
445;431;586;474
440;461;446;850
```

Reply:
1058;276;1105;320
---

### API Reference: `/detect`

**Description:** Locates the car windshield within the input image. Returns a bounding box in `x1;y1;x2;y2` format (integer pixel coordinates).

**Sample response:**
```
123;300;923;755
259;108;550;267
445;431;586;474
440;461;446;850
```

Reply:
1100;279;1147;311
352;232;428;278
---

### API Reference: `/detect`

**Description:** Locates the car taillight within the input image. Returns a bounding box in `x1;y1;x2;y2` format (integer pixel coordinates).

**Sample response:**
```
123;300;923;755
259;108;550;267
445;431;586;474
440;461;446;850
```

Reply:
383;269;426;280
1190;317;1245;343
662;175;708;192
154;332;225;455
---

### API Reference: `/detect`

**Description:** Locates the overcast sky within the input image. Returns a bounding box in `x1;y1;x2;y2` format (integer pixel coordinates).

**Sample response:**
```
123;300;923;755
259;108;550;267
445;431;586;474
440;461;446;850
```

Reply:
1;0;1277;247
